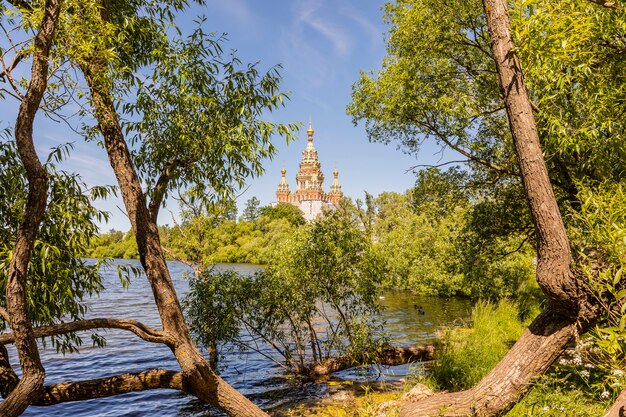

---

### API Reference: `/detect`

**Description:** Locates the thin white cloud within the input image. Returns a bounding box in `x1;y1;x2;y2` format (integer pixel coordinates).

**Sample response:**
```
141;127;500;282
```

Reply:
342;8;383;48
294;0;352;56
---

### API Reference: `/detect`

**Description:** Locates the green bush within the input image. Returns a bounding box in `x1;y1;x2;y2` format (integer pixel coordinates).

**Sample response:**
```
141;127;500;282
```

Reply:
184;208;386;375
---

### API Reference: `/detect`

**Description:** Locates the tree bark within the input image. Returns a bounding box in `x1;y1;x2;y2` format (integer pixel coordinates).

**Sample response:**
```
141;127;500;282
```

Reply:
399;1;600;415
0;1;61;415
0;344;19;399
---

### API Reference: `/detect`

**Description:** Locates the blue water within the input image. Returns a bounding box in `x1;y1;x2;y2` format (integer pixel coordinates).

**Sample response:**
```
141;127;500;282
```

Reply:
4;260;471;416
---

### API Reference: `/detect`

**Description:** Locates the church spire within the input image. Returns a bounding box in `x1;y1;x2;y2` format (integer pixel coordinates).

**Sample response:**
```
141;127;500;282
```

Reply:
302;119;318;162
329;168;343;204
276;167;291;203
305;119;315;150
307;116;314;139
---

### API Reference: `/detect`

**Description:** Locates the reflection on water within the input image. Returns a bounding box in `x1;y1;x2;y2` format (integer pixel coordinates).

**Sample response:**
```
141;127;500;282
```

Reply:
5;261;471;416
333;290;472;383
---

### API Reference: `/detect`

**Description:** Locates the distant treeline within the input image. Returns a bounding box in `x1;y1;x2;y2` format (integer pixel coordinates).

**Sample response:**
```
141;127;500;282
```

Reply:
88;201;305;263
89;167;539;302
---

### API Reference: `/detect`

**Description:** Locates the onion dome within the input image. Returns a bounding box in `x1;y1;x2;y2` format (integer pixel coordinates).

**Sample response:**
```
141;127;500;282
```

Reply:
330;168;342;193
301;122;319;164
277;167;290;193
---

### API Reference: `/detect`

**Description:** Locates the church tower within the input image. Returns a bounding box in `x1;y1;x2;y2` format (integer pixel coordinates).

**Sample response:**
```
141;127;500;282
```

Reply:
274;121;344;221
294;123;324;202
328;168;342;204
276;167;290;203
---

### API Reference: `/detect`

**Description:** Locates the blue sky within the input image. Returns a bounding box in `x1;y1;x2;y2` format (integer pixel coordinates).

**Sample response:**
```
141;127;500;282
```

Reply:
3;1;455;231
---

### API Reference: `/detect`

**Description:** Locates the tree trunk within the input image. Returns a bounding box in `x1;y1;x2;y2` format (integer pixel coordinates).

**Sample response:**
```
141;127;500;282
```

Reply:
0;1;61;415
78;6;268;415
400;0;600;415
484;0;582;314
400;309;578;416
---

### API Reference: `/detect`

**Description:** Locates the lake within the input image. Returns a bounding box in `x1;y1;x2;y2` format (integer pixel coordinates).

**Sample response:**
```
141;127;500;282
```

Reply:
6;260;472;416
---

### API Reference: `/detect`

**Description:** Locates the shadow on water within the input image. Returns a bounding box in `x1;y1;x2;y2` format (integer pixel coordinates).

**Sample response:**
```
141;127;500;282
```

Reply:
8;261;471;416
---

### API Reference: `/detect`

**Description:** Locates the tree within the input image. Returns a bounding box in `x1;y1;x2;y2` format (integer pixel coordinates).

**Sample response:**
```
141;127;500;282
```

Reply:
370;191;466;295
400;0;592;413
0;1;295;416
241;196;261;222
410;167;469;214
258;202;306;227
349;0;625;200
350;0;625;415
184;207;389;379
0;1;62;413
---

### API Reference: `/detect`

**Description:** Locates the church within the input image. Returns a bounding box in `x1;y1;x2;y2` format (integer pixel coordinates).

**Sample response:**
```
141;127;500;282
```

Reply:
275;123;343;221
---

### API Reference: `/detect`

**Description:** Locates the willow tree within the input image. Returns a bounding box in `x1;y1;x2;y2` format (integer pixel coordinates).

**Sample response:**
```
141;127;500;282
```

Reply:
349;0;626;415
0;1;294;416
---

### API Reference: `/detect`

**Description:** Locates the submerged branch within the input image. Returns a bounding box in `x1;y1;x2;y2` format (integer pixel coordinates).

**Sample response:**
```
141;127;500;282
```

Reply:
306;344;435;380
34;369;183;405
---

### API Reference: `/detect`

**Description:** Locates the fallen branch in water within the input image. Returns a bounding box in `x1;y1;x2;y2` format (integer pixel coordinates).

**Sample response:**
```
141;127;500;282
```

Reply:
306;344;435;380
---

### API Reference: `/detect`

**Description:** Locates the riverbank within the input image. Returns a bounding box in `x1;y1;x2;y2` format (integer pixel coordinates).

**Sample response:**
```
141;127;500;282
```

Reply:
279;300;609;417
279;380;404;417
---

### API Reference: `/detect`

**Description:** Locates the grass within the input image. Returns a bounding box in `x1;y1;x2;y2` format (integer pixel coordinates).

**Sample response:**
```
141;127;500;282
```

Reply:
284;385;401;417
425;300;526;391
505;382;607;416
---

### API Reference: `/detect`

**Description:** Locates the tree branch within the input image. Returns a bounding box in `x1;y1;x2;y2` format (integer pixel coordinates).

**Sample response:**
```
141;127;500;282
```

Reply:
33;369;184;405
497;227;534;259
406;160;469;173
417;116;519;177
0;318;174;347
4;0;34;11
0;307;9;322
0;343;19;398
587;0;621;9
0;52;24;81
307;344;435;380
148;158;181;221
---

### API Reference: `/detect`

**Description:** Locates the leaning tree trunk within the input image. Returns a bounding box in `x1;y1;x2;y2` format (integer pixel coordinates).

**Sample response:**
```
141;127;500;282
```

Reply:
0;1;61;415
400;0;599;415
81;66;269;417
77;5;268;417
400;309;582;416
